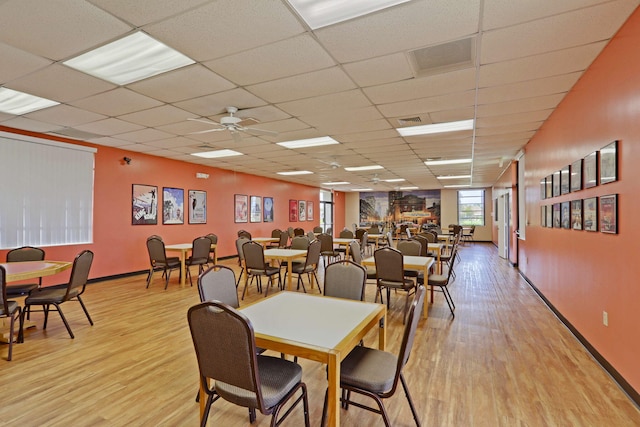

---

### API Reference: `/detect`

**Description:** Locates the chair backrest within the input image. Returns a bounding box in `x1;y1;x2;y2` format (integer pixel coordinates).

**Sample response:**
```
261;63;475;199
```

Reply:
270;228;282;239
0;265;8;314
287;227;294;238
326;227;333;236
64;250;94;300
397;239;421;256
339;229;354;239
368;225;380;234
6;246;46;263
405;227;412;239
290;235;310;250
374;247;405;283
243;241;267;271
235;237;251;262
293;227;305;236
279;230;290;248
324;260;366;301
360;231;368;249
191;236;212;262
188;301;266;410
147;237;168;265
419;232;436;243
147;234;163;242
206;233;218;244
237;230;252;240
411;236;429;257
313;226;323;233
317;233;334;252
307;231;315;240
304;239;322;269
349;241;362;264
386;231;394;247
355;228;365;240
198;265;239;308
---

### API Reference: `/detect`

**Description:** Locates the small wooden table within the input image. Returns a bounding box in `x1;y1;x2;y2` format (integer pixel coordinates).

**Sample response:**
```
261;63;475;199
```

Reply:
367;233;385;249
165;242;217;287
427;243;443;273
262;248;307;290
332;238;355;259
252;237;280;246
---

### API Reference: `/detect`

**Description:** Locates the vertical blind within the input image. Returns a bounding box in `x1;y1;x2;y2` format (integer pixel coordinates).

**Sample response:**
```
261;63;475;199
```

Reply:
0;132;96;249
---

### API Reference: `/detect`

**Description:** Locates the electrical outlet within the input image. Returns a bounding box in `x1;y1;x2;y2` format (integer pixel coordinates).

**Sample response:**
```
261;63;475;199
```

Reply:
603;311;608;326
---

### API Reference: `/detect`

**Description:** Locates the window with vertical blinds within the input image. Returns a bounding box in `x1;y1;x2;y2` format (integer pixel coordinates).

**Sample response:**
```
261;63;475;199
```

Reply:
0;132;96;249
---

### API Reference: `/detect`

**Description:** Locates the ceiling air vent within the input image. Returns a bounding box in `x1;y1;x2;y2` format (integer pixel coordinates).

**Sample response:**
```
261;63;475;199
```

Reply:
398;116;421;125
408;36;475;77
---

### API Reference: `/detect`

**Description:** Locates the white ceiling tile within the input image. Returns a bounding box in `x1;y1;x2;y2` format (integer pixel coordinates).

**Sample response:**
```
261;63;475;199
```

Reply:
116;128;175;143
477;110;552;128
89;136;136;147
88;0;211;26
477;94;565;117
378;90;476;118
0;42;52;83
75;118;145;135
25;104;107;127
0;116;62;133
70;88;163;116
477;73;581;104
343;52;414;87
174;88;267;117
118;105;195;127
278;90;373;117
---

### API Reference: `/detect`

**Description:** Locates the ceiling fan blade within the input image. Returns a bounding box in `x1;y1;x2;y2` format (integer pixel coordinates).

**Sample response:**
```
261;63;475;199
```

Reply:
188;128;227;135
242;126;278;136
237;117;260;127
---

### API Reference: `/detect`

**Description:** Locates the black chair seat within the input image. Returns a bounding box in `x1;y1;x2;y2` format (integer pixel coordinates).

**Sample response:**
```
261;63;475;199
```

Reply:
0;300;19;316
6;283;39;297
24;287;70;304
340;345;397;393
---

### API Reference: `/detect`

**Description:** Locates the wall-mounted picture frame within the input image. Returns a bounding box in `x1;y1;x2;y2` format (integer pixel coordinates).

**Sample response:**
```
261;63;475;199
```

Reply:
571;200;582;230
132;184;158;225
289;199;298;222
552;170;561;197
163;187;184;224
188;190;206;224
234;194;248;223
540;205;546;227
599;194;617;234
307;201;314;221
540;178;546;200
546;204;553;228
584;151;598;188
583;197;598;231
570;159;582;192
553;203;561;228
545;175;553;198
298;200;306;221
561;201;570;229
250;195;262;223
263;197;274;223
600;140;618;185
560;166;570;195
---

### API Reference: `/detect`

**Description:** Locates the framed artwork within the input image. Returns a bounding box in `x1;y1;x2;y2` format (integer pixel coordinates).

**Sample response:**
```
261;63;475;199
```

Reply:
163;187;184;224
571;200;582;230
307;201;314;221
298;200;306;221
584;151;598;188
263;197;274;222
289;200;298;222
561;201;570;229
552;170;561;197
600;140;618;184
132;184;158;225
583;197;598;231
552;203;561;228
545;175;553;199
560;166;570;195
546;204;553;228
540;205;546;227
250;195;262;223
599;194;617;234
234;194;248;223
188;190;206;224
570;159;582;192
540;178;546;200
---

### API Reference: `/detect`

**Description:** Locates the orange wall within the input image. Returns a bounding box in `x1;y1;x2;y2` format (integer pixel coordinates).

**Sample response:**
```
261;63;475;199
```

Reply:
520;9;640;393
0;126;328;285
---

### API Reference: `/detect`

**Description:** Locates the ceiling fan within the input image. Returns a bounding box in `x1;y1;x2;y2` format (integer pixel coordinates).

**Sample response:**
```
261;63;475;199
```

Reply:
316;157;342;170
188;106;278;142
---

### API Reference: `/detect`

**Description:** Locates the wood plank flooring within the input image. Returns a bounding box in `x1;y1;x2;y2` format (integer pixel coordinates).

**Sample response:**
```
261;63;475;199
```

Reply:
1;243;639;426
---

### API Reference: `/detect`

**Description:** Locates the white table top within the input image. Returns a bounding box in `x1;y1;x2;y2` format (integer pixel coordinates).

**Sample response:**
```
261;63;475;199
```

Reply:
362;255;434;269
333;238;356;244
241;292;381;349
164;243;193;250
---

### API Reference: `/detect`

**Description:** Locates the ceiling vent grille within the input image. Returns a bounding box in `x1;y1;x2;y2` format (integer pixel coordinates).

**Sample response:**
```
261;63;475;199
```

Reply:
408;36;475;77
398;116;422;125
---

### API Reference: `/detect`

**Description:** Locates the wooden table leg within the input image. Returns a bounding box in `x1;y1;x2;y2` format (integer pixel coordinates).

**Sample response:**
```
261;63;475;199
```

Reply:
423;264;429;319
287;260;293;290
180;251;187;287
326;351;340;427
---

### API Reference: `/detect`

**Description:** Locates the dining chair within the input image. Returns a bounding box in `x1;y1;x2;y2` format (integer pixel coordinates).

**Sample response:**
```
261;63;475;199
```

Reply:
339;228;354;239
320;285;426;427
323;260;366;301
5;246;45;297
286;239;321;294
374;247;416;324
313;226;323;233
269;229;283;248
188;301;310;427
420;246;457;317
21;250;94;339
277;230;290;248
185;236;212;286
235;236;251;288
242;241;282;299
293;227;305;236
205;233;218;262
0;265;22;361
237;229;252;240
348;241;376;283
318;233;341;266
146;237;181;289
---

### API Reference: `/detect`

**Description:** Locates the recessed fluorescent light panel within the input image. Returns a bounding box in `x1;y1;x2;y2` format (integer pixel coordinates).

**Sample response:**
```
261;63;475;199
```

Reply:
64;32;195;85
397;119;474;137
321;181;350;186
191;149;243;159
277;136;339;149
287;0;410;29
444;184;471;188
424;158;472;166
277;170;313;176
437;175;471;180
384;178;405;182
344;165;384;172
399;186;419;190
0;88;59;114
352;188;373;192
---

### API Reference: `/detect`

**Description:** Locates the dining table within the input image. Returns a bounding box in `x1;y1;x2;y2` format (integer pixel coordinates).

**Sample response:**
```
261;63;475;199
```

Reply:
238;292;387;427
428;243;443;273
252;237;280;246
332;237;356;259
165;242;218;287
262;248;307;290
362;255;434;319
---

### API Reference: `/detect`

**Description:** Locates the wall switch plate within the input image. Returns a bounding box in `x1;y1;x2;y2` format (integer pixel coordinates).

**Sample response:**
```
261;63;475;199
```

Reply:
603;311;608;326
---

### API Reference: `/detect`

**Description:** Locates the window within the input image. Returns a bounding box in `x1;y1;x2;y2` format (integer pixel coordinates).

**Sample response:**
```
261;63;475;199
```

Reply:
0;132;95;249
458;189;485;225
319;189;333;233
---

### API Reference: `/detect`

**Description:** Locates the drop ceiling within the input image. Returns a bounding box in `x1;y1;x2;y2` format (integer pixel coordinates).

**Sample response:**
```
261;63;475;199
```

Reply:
0;0;637;191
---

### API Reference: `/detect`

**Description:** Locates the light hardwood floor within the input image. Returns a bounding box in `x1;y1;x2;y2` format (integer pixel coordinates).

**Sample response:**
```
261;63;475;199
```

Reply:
1;243;639;426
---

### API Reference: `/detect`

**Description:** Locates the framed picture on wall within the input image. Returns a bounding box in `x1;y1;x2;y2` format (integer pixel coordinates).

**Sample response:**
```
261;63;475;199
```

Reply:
132;184;158;225
600;140;618;184
163;187;184;224
307;201;314;221
545;175;553;198
250;195;262;223
552;170;561;197
234;194;248;223
571;200;582;230
298;200;306;221
552;203;561;228
599;194;617;233
289;200;298;222
561;201;570;229
560;166;570;195
570;159;582;192
583;197;598;231
546;204;553;228
188;190;206;224
540;178;546;200
540;205;546;227
584;151;598;188
263;197;274;222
